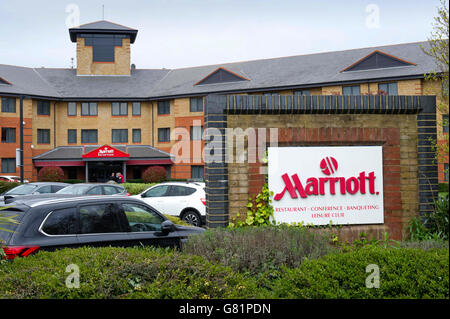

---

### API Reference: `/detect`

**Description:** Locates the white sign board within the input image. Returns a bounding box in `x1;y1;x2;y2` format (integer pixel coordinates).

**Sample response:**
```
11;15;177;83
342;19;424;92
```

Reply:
268;146;384;225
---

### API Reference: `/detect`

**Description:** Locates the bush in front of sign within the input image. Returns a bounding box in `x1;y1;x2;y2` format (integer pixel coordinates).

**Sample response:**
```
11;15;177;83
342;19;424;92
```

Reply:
270;246;449;298
37;166;64;182
142;166;167;183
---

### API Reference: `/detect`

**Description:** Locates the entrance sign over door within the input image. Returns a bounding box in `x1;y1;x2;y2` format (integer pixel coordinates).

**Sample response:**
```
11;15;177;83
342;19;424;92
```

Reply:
268;146;384;225
82;145;130;159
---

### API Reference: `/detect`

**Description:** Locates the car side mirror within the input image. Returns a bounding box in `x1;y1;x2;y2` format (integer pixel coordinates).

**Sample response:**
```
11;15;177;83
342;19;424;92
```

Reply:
161;220;175;234
141;193;146;198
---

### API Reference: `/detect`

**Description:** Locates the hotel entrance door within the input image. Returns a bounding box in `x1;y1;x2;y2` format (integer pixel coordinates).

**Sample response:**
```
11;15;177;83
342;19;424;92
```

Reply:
88;161;122;182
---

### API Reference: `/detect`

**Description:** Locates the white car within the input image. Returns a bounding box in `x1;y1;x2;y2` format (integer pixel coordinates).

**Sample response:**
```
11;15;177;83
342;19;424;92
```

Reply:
0;175;29;183
133;182;206;227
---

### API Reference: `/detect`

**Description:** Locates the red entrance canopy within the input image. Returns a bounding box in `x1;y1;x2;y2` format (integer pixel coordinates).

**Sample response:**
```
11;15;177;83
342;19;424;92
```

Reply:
82;145;130;159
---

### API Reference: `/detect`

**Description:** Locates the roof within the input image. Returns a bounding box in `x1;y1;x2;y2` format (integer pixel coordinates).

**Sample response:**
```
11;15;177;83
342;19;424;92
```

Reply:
32;145;174;161
69;20;138;43
0;41;440;99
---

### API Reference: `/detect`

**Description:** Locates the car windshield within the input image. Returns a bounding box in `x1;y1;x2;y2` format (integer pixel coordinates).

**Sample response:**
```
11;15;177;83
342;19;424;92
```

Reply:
4;184;38;195
56;184;92;195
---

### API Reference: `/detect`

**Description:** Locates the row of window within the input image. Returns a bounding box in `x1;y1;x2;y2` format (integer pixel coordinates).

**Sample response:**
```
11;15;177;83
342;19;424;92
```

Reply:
67;102;142;117
68;99;204;117
0;98;205;115
32;126;205;144
70;129;141;144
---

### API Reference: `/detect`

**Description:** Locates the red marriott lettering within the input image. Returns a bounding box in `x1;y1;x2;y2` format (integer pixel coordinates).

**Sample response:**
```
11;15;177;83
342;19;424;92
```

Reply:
274;171;377;201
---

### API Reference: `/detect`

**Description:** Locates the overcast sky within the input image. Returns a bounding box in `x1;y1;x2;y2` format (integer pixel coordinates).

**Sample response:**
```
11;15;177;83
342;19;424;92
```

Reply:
0;0;442;69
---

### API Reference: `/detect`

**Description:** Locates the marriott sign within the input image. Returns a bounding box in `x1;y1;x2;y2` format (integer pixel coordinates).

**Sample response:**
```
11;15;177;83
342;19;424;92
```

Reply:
268;146;384;225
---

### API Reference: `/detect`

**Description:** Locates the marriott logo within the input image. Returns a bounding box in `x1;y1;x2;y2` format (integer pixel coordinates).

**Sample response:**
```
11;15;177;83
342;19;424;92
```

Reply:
274;157;379;201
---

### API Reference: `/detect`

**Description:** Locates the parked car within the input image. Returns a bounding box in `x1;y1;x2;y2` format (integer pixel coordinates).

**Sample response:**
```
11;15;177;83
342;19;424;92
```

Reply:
0;182;69;202
55;183;129;196
132;182;206;227
0;175;29;183
0;196;205;259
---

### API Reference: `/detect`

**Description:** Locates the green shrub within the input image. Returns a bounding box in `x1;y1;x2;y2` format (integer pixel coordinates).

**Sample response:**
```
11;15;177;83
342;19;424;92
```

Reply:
38;166;64;182
0;181;20;195
270;247;449;299
183;225;334;277
229;183;274;228
407;193;449;241
121;183;155;195
142;166;167;183
0;246;262;299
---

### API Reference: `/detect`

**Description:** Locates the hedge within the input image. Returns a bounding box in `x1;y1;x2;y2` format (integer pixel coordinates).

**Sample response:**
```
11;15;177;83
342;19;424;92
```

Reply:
0;181;20;195
0;245;448;299
0;247;261;299
270;247;449;299
121;182;155;195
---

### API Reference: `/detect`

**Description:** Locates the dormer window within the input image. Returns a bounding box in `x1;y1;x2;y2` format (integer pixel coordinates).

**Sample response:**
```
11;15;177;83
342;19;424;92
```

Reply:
341;50;416;72
195;67;249;86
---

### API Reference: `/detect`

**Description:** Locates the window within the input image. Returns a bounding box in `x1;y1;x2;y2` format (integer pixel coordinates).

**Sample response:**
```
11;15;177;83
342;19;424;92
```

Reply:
41;208;78;235
157;100;170;115
190;97;204;112
80;34;128;62
1;158;15;173
37;129;50;144
112;102;128;116
294;90;310;96
1;128;16;143
190;126;203;140
52;185;68;192
68;129;77;144
86;186;103;195
342;85;361;96
443;114;449;133
132;102;141;116
37;101;50;115
79;204;127;234
143;185;170;198
81;102;98;116
81;129;98;143
103;186;121;195
112;129;128;143
36;185;52;194
168;186;196;196
378;82;398;95
191;166;204;180
122;203;164;232
67;102;77;116
132;129;141;143
1;97;15;113
158;128;170;142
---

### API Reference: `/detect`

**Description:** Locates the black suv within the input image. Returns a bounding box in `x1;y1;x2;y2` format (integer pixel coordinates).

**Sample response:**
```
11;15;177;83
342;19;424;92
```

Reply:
0;196;205;259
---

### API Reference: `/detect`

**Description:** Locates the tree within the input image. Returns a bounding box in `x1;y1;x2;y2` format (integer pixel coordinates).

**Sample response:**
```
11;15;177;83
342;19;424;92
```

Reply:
421;0;449;174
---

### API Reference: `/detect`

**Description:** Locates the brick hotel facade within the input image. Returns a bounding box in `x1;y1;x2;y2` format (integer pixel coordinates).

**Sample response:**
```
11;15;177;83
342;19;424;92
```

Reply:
0;20;448;183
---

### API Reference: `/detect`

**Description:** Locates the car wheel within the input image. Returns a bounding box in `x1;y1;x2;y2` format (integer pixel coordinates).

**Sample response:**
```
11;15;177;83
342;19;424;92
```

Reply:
181;210;201;227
